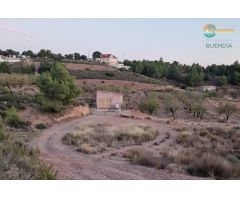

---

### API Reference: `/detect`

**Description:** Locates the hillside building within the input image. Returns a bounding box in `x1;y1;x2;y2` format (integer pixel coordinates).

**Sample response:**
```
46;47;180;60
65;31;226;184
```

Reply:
96;91;123;112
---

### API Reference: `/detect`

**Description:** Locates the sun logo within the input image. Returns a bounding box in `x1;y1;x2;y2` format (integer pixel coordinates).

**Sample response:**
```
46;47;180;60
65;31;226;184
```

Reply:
203;24;235;38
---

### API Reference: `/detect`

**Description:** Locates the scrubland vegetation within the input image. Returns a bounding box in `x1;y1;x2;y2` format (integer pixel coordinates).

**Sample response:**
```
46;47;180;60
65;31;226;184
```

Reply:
0;62;35;74
124;148;174;170
0;117;56;179
176;127;240;179
70;69;163;84
124;127;240;179
140;92;160;114
62;124;158;154
0;73;36;87
1;52;240;180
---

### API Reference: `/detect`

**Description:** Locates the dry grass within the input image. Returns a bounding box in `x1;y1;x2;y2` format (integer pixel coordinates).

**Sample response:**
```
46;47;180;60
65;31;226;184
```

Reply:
187;153;234;179
124;148;173;169
62;124;158;154
176;148;198;165
175;127;240;179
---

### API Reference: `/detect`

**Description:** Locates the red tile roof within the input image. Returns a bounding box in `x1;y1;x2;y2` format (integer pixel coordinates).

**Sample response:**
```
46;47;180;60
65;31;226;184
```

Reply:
101;54;117;59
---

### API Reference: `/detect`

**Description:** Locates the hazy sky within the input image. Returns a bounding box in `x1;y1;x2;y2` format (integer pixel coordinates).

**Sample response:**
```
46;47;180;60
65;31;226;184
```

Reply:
0;18;239;66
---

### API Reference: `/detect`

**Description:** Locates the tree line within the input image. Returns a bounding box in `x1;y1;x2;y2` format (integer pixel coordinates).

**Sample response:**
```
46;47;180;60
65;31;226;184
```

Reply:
0;49;88;61
124;59;240;86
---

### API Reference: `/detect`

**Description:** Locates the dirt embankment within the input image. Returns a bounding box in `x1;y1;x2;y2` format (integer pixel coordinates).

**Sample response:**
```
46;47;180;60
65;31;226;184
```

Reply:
20;105;90;128
55;106;90;122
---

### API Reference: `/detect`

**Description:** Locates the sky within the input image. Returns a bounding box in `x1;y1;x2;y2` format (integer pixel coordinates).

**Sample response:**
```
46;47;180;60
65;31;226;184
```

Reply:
0;18;239;66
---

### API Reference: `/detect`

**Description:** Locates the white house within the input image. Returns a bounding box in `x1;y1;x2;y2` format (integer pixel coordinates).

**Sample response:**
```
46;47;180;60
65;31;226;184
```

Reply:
114;63;130;70
0;55;21;63
99;54;130;70
100;54;118;67
0;55;4;62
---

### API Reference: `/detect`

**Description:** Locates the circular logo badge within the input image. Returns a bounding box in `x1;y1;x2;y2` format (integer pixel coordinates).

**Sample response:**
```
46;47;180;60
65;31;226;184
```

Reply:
203;24;216;38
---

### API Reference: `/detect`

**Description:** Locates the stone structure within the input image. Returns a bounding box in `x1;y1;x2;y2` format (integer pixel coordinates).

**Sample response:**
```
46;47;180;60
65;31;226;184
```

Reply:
96;91;123;111
202;85;216;92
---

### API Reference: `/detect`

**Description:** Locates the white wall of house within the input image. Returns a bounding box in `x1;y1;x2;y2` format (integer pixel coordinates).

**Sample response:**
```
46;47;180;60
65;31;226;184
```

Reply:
101;57;118;66
0;56;21;63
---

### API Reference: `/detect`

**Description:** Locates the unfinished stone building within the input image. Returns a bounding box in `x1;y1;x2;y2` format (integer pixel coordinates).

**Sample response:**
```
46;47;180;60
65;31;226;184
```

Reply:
96;91;123;111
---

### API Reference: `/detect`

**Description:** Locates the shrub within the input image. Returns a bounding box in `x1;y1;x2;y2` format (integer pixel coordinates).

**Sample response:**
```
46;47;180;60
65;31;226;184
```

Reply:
10;63;35;74
140;93;159;115
174;127;240;178
35;94;63;112
125;148;173;169
0;117;7;142
105;72;115;77
0;73;36;88
176;149;197;165
216;75;227;86
0;62;10;73
36;63;81;112
38;60;53;73
35;123;48;129
125;148;156;167
216;102;237;122
192;102;206;120
187;153;233;179
163;93;179;119
176;131;193;146
203;90;217;98
0;138;57;179
0;86;33;111
62;124;158;154
4;106;23;128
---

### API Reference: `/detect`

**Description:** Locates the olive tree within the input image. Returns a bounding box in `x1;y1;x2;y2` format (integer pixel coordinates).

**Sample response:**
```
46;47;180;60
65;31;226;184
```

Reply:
217;103;237;122
163;93;179;119
140;92;159;115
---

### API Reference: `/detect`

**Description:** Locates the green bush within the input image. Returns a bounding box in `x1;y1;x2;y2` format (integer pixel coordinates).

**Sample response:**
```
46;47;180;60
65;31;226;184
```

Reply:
217;102;237;122
204;90;217;98
0;62;10;73
35;123;48;129
36;63;81;112
4;106;23;128
105;72;115;77
3;106;29;128
0;117;7;142
163;93;179;119
35;94;63;112
216;75;227;86
140;93;159;115
192;102;206;120
10;63;35;74
0;86;33;111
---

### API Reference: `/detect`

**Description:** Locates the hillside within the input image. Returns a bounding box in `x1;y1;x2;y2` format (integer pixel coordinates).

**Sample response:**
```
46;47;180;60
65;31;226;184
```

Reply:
1;61;240;180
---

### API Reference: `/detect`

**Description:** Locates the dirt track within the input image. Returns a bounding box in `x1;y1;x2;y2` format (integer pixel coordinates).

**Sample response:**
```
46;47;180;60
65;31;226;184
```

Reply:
32;115;199;180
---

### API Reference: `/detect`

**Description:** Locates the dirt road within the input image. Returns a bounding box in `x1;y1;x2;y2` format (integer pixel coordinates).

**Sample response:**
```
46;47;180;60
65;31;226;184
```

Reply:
32;115;198;180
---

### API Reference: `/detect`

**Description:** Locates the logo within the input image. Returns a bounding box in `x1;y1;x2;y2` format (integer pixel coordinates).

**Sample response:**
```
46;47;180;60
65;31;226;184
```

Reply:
203;24;235;38
203;24;235;48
